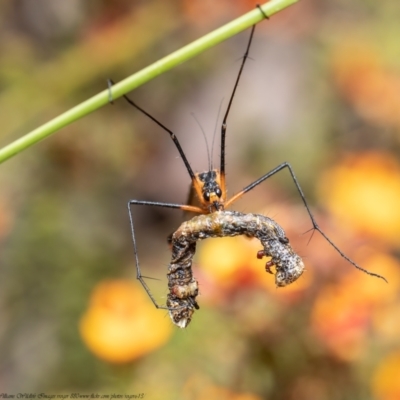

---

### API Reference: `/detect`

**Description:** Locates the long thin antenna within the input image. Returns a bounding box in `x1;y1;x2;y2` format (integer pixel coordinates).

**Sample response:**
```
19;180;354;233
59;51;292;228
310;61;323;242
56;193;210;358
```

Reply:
190;112;211;171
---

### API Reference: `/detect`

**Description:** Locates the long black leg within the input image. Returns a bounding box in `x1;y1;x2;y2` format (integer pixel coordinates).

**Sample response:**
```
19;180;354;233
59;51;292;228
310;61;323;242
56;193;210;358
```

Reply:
220;25;256;186
128;199;202;310
220;5;269;184
107;79;197;184
225;162;387;283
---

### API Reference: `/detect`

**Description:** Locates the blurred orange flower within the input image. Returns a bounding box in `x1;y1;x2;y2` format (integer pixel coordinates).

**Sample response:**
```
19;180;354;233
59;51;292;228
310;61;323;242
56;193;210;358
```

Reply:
311;281;369;361
332;43;400;128
80;279;172;363
318;151;400;247
311;249;400;361
372;351;400;400
199;236;266;290
198;227;311;303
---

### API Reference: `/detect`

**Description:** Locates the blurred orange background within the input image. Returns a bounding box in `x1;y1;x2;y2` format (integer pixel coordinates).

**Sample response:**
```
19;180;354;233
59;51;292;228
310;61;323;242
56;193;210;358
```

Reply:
0;0;399;399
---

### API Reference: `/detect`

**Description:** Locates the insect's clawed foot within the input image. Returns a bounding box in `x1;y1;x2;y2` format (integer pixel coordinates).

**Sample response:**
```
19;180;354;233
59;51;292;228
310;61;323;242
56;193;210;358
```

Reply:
256;4;269;20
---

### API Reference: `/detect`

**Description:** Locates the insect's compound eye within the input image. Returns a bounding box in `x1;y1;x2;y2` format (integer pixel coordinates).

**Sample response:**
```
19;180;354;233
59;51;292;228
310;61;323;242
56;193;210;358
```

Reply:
215;188;222;198
204;192;210;201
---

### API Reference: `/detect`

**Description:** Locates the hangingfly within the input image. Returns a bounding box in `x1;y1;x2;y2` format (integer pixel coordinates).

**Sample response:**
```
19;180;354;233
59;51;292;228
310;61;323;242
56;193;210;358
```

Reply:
108;7;386;327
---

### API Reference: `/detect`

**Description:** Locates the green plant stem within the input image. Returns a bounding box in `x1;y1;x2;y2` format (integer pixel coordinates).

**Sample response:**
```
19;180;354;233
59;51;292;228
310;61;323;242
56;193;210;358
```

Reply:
0;0;298;164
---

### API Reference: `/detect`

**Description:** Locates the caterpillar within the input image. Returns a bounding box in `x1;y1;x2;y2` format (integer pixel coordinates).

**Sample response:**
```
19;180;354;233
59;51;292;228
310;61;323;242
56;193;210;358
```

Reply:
167;210;304;328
